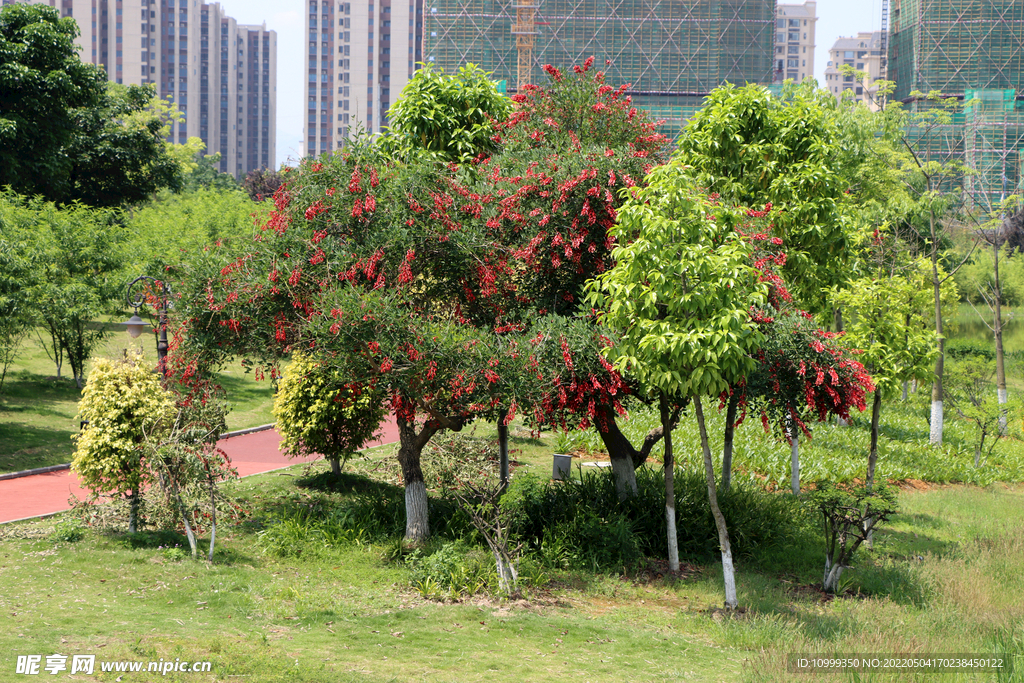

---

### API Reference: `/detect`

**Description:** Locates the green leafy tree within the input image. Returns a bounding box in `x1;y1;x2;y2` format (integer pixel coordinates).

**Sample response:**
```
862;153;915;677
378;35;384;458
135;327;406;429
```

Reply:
588;166;768;608
887;90;977;445
0;195;39;391
127;186;263;276
0;5;184;206
947;358;1020;468
66;82;186;207
182;151;240;193
0;193;126;386
28;199;126;387
73;350;175;532
673;82;858;314
273;352;386;477
383;63;511;162
0;3;106;201
832;253;953;490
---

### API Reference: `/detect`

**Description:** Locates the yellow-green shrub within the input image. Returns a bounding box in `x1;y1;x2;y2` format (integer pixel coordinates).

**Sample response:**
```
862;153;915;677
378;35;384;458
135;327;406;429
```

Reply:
273;353;385;476
72;350;174;529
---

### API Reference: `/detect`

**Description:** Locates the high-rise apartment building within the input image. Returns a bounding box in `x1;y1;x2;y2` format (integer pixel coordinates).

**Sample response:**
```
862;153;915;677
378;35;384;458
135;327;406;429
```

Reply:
888;0;1024;208
823;31;885;108
423;0;775;140
889;0;1023;103
5;0;276;178
302;0;424;158
773;1;816;84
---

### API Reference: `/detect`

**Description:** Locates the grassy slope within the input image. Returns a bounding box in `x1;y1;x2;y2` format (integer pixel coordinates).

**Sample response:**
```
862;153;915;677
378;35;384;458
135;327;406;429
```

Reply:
0;452;1021;683
0;331;275;473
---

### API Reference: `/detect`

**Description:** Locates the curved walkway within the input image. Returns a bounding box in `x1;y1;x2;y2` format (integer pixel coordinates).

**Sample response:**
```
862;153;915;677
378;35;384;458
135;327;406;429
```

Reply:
0;417;400;524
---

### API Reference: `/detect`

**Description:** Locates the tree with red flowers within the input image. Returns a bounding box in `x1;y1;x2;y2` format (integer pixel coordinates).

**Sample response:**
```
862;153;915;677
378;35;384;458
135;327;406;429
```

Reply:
170;138;531;542
724;226;875;495
475;59;679;498
169;61;674;539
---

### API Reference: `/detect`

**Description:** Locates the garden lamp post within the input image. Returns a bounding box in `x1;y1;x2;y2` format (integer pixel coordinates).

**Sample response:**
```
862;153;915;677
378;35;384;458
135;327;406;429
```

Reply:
123;275;169;376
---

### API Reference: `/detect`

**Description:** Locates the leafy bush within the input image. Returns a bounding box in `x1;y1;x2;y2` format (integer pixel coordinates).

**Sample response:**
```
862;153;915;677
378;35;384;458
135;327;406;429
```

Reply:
946;338;996;361
273;352;386;475
72;350;175;532
500;468;802;571
162;545;190;562
50;518;85;543
406;542;497;598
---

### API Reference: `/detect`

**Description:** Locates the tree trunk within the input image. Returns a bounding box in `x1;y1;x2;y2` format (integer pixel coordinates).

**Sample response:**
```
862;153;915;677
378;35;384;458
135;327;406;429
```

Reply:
330;457;341;478
166;472;197;557
396;416;437;542
208;475;218;561
993;238;1007;435
833;306;845;333
867;390;882;490
929;205;945;445
595;405;679;501
694;396;738;610
865;389;883;548
823;557;844;594
659;395;679;573
128;489;140;534
721;393;739;493
789;429;800;495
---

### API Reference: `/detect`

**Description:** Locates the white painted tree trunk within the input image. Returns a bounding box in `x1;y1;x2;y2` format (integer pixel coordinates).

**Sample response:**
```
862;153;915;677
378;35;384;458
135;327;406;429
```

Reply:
694;397;738;610
404;480;429;542
790;433;800;495
660;395;679;573
330;457;342;478
998;387;1008;436
929;400;943;444
609;455;638;500
823;556;844;594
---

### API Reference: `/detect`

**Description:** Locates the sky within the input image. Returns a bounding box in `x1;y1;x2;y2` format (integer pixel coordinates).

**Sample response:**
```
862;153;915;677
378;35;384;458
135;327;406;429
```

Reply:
210;0;889;169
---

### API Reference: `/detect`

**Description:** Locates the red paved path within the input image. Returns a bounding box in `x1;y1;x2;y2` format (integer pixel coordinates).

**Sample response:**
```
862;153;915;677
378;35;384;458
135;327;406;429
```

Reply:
0;416;400;524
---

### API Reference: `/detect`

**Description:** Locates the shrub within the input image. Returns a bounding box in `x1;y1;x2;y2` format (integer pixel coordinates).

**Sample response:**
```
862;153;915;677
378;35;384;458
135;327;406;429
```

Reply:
807;481;899;594
500;467;802;571
72;350;175;532
406;541;497;598
273;352;386;477
50;517;85;543
946;338;996;361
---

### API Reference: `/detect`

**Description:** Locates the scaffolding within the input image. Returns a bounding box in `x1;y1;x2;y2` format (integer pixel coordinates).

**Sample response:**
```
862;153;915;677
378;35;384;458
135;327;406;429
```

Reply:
423;0;775;139
889;0;1024;102
888;0;1024;207
511;2;540;89
964;89;1024;210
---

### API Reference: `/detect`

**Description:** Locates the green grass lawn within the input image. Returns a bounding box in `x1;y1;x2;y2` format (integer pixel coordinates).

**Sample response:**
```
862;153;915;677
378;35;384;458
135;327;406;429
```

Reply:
0;442;1021;683
0;330;275;474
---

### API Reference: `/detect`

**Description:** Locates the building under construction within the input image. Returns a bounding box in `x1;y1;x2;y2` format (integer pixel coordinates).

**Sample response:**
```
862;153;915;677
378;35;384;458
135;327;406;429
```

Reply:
889;0;1024;208
423;0;775;138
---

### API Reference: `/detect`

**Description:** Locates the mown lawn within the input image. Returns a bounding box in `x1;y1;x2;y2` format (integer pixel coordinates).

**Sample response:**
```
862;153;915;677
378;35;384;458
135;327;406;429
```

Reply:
0;330;275;474
0;443;1022;682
